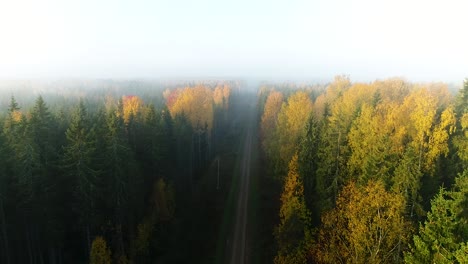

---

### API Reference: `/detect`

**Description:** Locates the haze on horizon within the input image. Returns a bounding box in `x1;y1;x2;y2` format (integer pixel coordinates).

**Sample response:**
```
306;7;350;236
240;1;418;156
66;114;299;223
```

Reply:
0;0;467;82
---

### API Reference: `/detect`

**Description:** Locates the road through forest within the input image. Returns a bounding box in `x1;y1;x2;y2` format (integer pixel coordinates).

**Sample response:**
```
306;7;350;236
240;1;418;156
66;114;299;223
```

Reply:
229;103;255;264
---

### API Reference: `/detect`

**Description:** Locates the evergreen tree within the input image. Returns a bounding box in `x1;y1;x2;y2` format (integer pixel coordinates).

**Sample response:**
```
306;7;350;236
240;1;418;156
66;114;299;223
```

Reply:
62;100;99;254
298;114;321;225
405;171;468;264
0;129;12;264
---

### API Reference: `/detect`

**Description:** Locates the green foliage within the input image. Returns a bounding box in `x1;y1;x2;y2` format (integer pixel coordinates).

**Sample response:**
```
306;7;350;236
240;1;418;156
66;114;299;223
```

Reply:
63;101;99;217
405;171;468;264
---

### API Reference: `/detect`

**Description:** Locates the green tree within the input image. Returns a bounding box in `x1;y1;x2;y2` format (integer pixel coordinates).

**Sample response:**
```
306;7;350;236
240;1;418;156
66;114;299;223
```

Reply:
298;114;321;224
405;171;468;264
0;130;12;264
62;100;99;254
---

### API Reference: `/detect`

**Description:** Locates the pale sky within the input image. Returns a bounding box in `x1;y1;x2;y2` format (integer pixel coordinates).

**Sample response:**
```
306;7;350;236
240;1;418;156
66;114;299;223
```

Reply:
0;0;467;82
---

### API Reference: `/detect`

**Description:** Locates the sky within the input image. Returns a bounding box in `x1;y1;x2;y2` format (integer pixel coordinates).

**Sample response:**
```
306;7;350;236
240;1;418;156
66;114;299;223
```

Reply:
0;0;467;82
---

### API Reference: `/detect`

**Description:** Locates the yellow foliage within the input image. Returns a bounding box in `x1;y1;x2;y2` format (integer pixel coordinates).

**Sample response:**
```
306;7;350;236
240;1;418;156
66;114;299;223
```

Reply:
11;110;22;123
313;94;326;120
167;86;214;131
90;236;112;264
312;181;409;263
222;84;231;108
212;85;231;109
279;154;305;220
428;106;456;162
328;83;376;134
122;95;143;124
260;91;284;152
277;91;313;169
275;154;311;264
372;78;410;104
213;86;224;106
150;178;175;221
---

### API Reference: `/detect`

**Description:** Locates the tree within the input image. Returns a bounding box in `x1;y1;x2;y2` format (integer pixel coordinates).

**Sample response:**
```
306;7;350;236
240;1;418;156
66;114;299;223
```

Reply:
400;88;455;174
3;96;22;139
298;114;321;224
404;171;468;264
454;113;468;168
455;78;468;114
276;91;313;174
103;108;138;258
275;154;312;264
348;103;394;185
122;95;143;124
314;83;376;211
167;85;214;132
260;90;284;148
0;130;12;264
260;91;284;173
90;236;112;264
312;180;409;263
62;100;99;254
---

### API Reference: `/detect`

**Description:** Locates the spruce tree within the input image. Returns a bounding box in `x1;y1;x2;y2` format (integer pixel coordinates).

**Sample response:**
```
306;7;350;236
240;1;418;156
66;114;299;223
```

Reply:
62;100;99;254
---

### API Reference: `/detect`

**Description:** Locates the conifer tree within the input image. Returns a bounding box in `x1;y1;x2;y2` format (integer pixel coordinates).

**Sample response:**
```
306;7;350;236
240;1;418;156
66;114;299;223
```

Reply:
405;172;468;264
62;100;99;253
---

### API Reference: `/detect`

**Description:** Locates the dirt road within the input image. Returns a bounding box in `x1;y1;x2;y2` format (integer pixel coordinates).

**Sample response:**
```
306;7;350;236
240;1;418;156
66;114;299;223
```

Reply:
229;112;254;264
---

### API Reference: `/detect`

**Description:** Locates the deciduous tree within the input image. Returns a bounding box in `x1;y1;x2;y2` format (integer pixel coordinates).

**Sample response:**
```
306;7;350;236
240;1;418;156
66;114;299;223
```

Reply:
312;180;409;263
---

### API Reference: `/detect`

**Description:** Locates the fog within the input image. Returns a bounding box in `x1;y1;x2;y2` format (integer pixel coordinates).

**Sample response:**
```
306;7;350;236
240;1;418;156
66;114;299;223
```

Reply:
0;0;467;82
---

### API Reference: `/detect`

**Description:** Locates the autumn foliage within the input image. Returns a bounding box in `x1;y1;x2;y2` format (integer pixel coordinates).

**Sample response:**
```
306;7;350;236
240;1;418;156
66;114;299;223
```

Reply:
311;181;409;263
166;86;214;131
90;236;112;264
258;76;468;263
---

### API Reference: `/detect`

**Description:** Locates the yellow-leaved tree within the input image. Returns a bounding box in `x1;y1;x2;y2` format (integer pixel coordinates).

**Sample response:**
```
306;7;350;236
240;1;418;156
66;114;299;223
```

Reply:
311;180;410;263
90;236;112;264
276;91;313;174
275;154;312;264
167;86;214;131
122;95;144;124
260;91;284;156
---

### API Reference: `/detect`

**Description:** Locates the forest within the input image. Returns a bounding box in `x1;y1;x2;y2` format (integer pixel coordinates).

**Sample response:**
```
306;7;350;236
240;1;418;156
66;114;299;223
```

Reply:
0;80;248;263
258;76;468;264
0;77;467;264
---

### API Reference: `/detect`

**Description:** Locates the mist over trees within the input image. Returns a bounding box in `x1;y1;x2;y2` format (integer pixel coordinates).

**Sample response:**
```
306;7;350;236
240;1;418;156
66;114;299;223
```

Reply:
0;80;241;263
0;77;467;263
